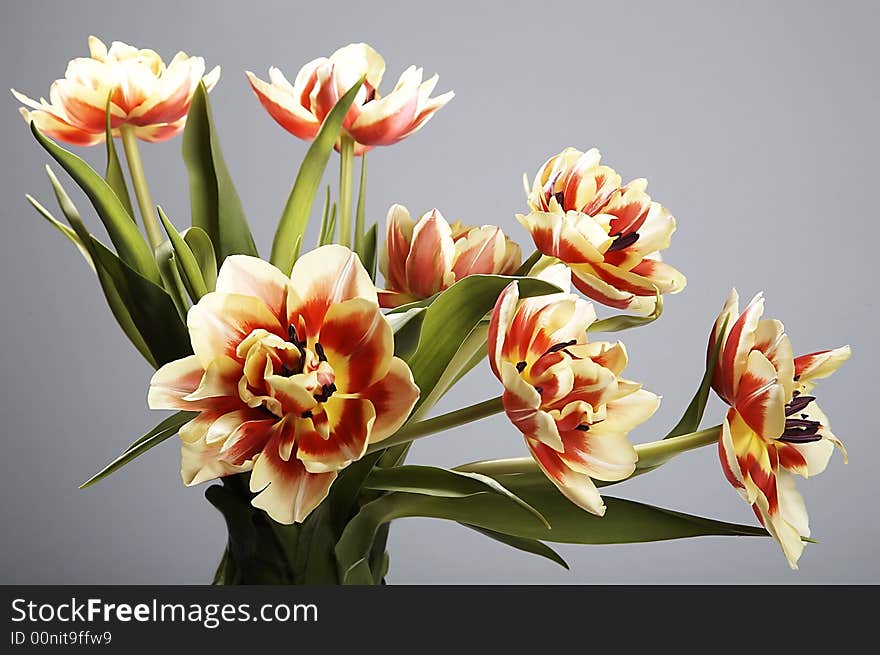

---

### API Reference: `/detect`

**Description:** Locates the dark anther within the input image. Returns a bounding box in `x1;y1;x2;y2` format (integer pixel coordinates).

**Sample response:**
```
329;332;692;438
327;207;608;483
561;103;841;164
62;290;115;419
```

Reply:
793;375;801;382
516;361;527;373
314;382;337;403
315;342;327;362
606;232;640;252
785;395;815;416
554;191;566;207
575;424;590;432
534;386;544;394
301;410;313;419
545;339;577;354
281;364;295;377
779;417;822;443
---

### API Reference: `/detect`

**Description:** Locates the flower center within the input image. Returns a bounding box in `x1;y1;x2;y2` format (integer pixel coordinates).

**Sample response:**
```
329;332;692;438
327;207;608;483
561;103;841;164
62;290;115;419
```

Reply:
778;394;822;443
236;327;338;420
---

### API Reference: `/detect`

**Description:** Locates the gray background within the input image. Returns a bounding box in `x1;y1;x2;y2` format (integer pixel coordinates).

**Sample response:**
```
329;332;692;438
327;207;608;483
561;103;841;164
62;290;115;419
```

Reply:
1;0;876;584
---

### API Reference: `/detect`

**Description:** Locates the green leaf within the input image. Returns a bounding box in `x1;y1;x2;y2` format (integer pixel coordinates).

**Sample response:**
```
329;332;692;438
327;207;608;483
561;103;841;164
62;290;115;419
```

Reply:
103;97;135;218
316;185;331;248
182;82;258;264
513;250;542;276
25;194;94;272
335;487;767;583
269;77;365;275
35;176;157;367
319;204;337;246
388;306;427;360
589;288;663;333
360;222;378;281
353;153;367;255
90;237;192;366
80;411;196;488
30;122;160;285
462;525;569;569
365;464;549;528
182;226;217;292
158;207;209;301
154;239;190;321
664;314;729;439
405;274;562;415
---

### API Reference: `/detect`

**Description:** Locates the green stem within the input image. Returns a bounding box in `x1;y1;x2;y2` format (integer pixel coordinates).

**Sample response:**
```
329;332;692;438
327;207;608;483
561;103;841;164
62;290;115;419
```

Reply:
368;396;504;454
120;125;163;250
455;424;723;476
337;133;356;248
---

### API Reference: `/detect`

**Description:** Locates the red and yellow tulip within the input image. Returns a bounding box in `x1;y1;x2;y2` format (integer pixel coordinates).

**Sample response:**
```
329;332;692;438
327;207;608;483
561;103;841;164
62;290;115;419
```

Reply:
148;246;419;524
12;36;219;145
709;289;850;568
378;204;521;308
518;147;685;314
487;267;659;515
247;43;453;155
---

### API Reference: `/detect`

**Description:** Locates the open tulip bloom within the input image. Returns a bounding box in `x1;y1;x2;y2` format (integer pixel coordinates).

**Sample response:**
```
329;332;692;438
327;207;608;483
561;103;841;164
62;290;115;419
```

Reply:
13;37;854;584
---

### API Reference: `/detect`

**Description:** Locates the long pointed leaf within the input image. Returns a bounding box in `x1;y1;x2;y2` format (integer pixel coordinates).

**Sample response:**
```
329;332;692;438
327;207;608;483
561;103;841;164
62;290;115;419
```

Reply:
158;207;209;301
35;179;156;367
360;222;378;281
90;237;192;366
462;525;569;570
365;464;549;528
664;314;729;439
405;274;562;415
80;411;197;488
30;122;160;284
335;489;767;583
269;77;365;275
103;97;135;218
182;82;258;264
182;226;217;291
25;195;94;272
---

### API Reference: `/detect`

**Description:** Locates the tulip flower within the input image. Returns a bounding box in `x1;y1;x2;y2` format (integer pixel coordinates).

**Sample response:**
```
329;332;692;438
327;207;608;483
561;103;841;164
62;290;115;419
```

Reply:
148;246;420;524
518;147;686;314
378;204;522;308
12;36;220;145
487;267;660;515
246;43;453;155
709;289;850;568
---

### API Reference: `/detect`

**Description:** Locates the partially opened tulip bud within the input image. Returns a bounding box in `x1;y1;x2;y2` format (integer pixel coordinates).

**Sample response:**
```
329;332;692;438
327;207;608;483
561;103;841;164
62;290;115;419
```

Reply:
12;36;220;145
247;43;453;154
378;204;522;308
519;147;686;315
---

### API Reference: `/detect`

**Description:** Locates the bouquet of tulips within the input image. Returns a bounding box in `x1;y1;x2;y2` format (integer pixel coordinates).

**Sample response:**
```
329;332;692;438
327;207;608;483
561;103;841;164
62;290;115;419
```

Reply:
14;38;852;584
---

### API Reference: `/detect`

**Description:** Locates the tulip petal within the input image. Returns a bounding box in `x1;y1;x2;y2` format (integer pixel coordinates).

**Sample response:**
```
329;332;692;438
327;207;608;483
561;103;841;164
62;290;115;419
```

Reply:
720;292;764;402
318;298;393;391
188;292;284;368
501;362;563;452
404;209;455;298
527;437;607;516
793;346;852;383
517;211;608;264
246;70;321;140
379;204;416;293
359;357;420;442
148;355;205;410
735;350;786;439
488;281;520;378
297;396;375;473
249;420;337;524
287;245;377;340
215;255;291;318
